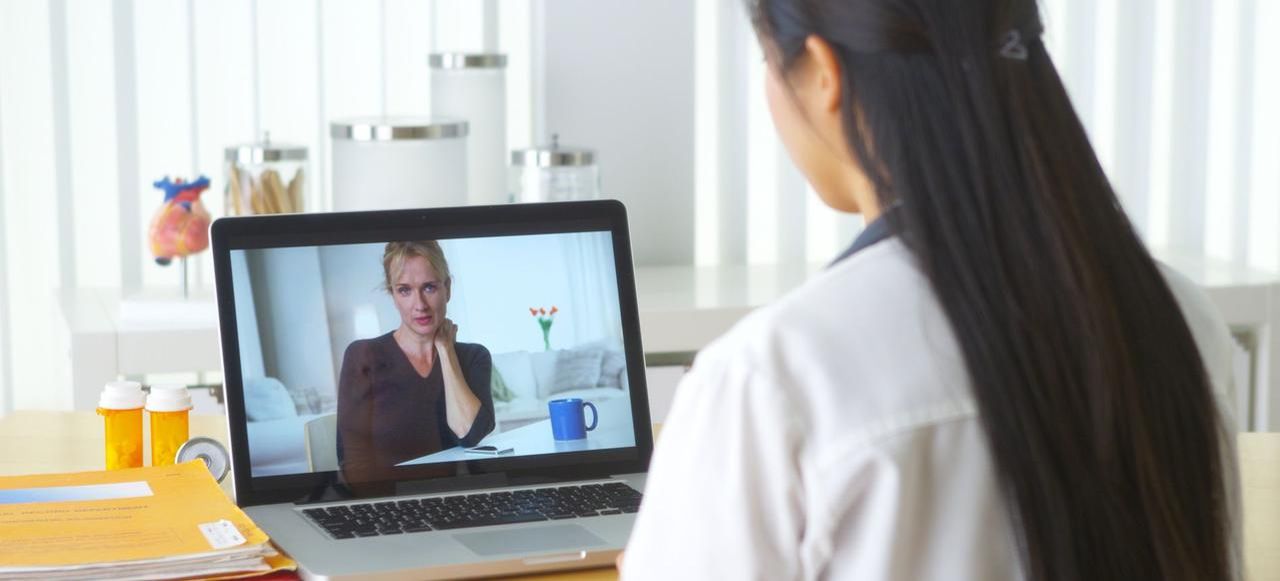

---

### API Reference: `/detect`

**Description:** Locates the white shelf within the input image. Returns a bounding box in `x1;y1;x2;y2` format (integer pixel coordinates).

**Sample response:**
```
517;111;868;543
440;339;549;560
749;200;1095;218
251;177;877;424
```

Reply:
635;262;823;355
1150;249;1280;431
57;287;221;411
56;263;825;405
56;255;1280;428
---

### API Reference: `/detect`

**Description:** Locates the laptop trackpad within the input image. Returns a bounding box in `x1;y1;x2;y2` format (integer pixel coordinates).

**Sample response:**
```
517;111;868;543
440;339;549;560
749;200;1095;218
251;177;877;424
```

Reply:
453;524;607;557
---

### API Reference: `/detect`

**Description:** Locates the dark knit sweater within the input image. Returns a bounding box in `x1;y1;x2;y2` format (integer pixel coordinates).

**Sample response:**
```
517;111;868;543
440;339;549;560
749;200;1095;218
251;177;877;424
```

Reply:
336;332;494;475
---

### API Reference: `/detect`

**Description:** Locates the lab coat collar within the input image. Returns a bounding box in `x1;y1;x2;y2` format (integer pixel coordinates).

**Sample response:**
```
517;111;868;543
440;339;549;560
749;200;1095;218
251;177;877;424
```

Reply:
830;206;897;267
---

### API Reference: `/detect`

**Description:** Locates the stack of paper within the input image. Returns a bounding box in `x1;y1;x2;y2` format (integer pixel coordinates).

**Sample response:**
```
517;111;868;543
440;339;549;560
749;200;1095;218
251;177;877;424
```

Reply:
0;461;294;580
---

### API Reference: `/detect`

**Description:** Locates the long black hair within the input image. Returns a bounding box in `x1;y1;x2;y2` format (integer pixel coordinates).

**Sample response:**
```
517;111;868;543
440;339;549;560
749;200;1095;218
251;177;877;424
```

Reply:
751;0;1232;579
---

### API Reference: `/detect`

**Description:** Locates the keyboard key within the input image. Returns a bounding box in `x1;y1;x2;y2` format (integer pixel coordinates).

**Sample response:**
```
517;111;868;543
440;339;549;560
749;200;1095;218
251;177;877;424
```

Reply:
303;483;643;540
431;512;548;530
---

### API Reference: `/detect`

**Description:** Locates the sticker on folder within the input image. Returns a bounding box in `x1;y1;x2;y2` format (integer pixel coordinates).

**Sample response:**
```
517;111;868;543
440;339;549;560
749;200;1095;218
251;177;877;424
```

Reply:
199;519;247;550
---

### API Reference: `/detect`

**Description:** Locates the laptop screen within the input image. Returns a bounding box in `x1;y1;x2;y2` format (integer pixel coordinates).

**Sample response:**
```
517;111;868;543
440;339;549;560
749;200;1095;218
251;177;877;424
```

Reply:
213;204;652;502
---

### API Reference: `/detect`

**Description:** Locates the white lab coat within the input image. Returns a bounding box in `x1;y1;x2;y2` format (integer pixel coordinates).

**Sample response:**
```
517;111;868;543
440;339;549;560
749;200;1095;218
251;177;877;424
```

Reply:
621;238;1241;580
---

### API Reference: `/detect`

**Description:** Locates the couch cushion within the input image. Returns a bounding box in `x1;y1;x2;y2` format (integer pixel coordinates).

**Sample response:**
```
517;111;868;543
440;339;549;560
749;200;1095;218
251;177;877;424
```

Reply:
492;351;537;401
533;349;604;400
490;366;516;402
244;376;298;421
598;348;626;390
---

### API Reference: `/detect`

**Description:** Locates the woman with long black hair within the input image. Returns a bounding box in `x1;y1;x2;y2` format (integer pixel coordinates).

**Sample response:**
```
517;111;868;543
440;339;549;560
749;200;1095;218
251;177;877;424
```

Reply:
621;0;1240;579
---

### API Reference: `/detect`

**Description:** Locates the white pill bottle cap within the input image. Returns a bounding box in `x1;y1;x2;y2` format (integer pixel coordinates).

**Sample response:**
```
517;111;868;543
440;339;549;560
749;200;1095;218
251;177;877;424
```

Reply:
146;384;193;412
99;381;145;410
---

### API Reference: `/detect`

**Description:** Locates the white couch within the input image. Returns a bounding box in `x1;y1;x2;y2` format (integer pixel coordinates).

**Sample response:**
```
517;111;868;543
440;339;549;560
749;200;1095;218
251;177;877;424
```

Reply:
491;343;630;432
246;412;326;477
240;342;633;475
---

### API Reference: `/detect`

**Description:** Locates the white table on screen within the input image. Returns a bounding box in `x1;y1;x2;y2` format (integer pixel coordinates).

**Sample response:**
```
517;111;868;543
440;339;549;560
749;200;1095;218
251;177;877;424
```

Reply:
397;398;636;466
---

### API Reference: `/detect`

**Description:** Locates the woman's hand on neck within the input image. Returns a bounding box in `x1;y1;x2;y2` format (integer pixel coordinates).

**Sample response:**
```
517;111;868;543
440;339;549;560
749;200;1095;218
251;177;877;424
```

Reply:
432;319;458;364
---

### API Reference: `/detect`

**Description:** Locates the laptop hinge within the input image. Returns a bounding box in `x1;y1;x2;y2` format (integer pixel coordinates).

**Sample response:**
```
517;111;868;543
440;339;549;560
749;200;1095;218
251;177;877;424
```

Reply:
393;473;513;497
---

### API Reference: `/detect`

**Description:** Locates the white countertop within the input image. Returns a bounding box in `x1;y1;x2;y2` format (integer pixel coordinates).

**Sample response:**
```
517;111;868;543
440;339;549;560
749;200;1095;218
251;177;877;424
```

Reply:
57;255;1280;361
56;262;826;371
56;253;1280;418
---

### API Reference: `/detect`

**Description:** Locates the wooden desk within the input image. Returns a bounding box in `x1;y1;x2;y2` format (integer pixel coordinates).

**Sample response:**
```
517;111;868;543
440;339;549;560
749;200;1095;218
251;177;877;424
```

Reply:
2;411;1277;580
1241;433;1280;580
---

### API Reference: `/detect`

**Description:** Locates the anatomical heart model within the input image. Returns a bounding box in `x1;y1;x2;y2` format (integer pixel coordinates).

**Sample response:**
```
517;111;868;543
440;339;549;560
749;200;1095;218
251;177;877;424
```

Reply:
149;176;212;266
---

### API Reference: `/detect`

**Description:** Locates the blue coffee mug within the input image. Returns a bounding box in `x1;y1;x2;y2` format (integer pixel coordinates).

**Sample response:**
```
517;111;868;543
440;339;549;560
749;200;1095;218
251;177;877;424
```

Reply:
548;398;598;441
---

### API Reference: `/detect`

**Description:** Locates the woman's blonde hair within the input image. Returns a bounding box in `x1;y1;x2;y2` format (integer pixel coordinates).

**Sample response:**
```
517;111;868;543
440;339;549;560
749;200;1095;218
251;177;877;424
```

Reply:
382;241;451;292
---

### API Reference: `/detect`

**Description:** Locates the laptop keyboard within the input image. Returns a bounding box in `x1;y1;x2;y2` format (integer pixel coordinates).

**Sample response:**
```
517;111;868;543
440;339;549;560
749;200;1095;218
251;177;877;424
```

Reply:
302;482;643;539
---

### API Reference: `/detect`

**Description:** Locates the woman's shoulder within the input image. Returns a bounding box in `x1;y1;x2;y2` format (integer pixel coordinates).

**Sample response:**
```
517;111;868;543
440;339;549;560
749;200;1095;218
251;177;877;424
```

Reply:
453;342;492;364
709;238;933;362
1156;262;1236;407
692;238;972;438
343;332;395;359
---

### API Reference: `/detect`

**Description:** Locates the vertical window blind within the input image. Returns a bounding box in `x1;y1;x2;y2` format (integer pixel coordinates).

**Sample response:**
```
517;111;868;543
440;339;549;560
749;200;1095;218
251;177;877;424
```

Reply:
1;0;1277;411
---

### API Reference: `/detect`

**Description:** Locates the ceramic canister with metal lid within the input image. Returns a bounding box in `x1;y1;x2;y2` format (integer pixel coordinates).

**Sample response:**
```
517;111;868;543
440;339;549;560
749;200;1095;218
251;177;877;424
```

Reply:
429;53;507;206
510;136;599;202
330;117;469;211
225;135;309;215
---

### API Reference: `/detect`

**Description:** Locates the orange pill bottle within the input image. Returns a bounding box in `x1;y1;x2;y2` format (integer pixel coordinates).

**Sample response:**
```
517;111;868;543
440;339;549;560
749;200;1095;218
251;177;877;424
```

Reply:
97;381;145;470
146;384;192;467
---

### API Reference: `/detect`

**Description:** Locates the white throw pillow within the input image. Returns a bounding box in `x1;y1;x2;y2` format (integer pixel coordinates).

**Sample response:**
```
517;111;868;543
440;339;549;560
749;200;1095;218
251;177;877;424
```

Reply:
532;349;604;400
598;348;626;390
244;376;298;421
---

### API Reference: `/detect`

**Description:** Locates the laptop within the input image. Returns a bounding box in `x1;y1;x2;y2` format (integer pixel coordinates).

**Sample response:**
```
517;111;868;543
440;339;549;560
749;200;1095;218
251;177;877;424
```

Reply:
210;200;654;580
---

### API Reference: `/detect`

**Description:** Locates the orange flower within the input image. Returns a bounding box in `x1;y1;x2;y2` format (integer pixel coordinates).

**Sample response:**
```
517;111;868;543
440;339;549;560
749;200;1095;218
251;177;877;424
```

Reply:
539;307;547;315
529;307;538;316
550;306;559;315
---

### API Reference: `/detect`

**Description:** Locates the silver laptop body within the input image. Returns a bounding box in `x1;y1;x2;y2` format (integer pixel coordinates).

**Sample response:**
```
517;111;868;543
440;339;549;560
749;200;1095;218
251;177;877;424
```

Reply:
211;202;655;579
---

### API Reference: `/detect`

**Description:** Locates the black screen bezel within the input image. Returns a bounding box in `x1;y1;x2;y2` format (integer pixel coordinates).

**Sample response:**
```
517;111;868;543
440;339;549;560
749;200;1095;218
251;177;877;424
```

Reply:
210;201;654;507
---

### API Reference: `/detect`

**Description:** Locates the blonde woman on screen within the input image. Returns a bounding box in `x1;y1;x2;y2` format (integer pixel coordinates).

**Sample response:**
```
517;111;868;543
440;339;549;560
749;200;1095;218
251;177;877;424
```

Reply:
337;241;495;481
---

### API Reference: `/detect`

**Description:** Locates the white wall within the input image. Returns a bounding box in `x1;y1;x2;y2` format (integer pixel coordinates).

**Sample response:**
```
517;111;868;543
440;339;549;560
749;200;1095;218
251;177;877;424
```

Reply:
247;246;338;400
311;233;624;359
442;232;623;354
230;251;265;380
542;0;696;266
317;242;390;382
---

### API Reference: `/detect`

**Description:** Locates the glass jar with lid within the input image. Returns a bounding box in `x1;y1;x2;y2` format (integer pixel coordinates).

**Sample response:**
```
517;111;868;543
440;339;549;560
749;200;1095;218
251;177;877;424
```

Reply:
224;134;308;215
509;135;599;203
